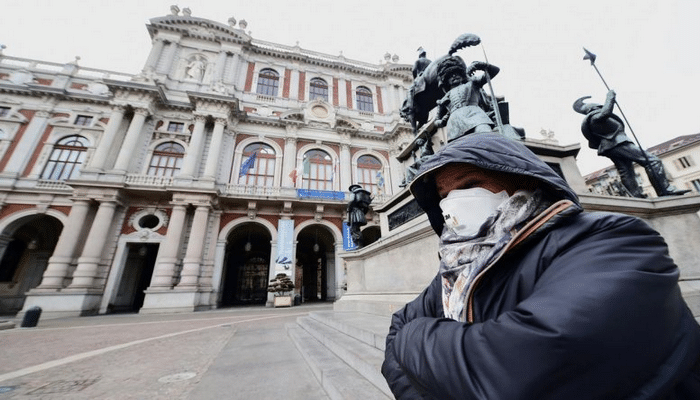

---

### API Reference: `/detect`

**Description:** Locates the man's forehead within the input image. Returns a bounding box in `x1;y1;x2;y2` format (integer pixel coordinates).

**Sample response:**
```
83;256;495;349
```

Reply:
434;164;492;197
434;163;486;181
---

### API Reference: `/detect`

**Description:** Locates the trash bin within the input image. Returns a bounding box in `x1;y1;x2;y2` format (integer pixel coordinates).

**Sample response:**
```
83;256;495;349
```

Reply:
21;306;42;328
294;294;301;306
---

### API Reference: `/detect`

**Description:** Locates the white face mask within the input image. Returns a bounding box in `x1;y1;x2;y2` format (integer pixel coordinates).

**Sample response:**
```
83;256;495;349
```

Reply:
439;187;509;237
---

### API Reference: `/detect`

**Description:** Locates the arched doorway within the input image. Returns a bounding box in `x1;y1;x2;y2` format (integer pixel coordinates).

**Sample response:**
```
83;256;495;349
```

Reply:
0;214;62;314
221;222;271;306
296;225;335;303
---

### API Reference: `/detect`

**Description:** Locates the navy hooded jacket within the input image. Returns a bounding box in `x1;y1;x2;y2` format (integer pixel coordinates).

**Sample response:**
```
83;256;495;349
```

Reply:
381;133;700;399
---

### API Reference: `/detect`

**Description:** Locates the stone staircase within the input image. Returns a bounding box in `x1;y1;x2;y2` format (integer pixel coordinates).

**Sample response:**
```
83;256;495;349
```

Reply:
286;311;394;399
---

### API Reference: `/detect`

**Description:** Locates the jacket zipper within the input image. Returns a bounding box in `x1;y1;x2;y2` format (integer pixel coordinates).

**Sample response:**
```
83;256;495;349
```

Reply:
465;200;575;323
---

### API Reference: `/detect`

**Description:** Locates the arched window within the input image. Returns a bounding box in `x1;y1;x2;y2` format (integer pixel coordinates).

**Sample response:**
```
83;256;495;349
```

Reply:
357;155;383;195
256;68;279;96
147;142;185;177
356;86;374;112
303;149;334;191
237;142;276;186
40;135;89;180
309;78;329;102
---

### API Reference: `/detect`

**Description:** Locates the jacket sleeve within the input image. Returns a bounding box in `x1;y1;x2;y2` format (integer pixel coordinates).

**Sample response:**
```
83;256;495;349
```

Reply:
382;274;444;399
388;214;694;399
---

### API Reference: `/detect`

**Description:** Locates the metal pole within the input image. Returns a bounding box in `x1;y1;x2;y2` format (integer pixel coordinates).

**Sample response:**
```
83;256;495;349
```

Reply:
480;44;505;136
584;48;646;151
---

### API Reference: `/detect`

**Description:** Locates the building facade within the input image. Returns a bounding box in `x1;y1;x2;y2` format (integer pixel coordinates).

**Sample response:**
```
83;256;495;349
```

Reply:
585;133;700;198
0;8;416;318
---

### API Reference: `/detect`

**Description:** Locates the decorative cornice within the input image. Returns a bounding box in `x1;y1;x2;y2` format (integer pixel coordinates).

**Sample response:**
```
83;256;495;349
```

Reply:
147;15;252;46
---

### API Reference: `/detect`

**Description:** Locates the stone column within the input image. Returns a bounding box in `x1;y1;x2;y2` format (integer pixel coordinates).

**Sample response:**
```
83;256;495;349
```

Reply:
282;129;297;187
202;118;226;180
389;149;403;195
148;204;187;289
143;38;165;73
179;115;207;178
340;143;352;191
66;201;118;289
87;106;126;170
34;200;92;290
4;110;50;176
176;204;210;289
112;108;149;173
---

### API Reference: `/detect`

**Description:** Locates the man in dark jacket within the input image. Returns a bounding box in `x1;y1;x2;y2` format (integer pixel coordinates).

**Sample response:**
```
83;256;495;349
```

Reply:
381;132;700;399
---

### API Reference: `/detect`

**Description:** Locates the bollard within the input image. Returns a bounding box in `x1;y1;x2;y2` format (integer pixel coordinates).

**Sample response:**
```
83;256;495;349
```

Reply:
20;306;42;328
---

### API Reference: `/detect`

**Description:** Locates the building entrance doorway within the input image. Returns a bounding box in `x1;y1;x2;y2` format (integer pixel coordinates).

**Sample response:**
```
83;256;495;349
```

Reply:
110;243;158;313
296;225;334;303
0;214;62;314
221;223;271;306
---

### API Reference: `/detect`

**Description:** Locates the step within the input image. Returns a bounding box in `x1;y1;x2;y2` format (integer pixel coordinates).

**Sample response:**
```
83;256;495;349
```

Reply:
286;323;391;400
308;311;391;351
296;314;392;397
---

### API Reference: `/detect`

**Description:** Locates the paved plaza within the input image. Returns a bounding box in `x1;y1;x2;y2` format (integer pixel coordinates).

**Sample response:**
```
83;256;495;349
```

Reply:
0;304;335;399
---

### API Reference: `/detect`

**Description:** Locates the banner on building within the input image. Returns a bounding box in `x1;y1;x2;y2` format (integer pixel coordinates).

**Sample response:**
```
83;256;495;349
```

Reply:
343;221;358;251
275;219;294;276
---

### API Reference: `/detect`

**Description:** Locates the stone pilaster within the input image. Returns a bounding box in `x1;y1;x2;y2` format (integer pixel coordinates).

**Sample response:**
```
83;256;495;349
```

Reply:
178;115;207;178
143;38;166;73
202;118;226;180
283;127;298;187
176;204;211;288
3;110;50;176
340;143;352;191
112;108;149;173
87;106;126;170
33;200;92;291
148;204;187;289
65;200;119;290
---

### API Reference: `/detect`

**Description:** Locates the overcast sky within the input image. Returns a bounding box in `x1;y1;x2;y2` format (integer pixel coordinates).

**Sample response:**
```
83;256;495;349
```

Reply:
2;0;698;174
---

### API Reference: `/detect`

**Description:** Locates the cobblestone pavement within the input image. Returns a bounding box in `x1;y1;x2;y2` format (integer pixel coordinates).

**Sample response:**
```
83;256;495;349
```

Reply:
0;304;333;399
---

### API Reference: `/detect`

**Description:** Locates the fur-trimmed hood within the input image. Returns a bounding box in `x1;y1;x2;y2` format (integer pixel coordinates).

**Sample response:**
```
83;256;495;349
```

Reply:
409;132;581;235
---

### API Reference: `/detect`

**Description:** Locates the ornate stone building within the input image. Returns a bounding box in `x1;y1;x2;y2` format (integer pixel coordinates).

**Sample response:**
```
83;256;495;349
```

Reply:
0;8;415;318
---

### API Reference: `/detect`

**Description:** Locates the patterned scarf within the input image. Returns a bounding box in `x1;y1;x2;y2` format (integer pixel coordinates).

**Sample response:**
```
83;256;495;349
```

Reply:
438;189;551;322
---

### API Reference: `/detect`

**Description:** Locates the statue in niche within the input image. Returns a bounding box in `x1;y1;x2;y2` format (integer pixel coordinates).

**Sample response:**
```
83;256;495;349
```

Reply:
186;55;206;81
346;185;373;249
573;90;689;198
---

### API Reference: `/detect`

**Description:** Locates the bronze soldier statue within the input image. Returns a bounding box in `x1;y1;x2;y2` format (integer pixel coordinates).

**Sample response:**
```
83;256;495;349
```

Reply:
434;56;500;142
574;90;689;197
346;185;372;248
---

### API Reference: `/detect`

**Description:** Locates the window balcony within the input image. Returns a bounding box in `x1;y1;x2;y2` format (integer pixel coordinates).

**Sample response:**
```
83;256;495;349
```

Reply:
125;174;174;188
35;179;72;191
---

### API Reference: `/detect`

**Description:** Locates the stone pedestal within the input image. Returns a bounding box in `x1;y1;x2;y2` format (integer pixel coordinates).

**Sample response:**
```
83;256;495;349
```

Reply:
18;291;103;320
139;289;212;314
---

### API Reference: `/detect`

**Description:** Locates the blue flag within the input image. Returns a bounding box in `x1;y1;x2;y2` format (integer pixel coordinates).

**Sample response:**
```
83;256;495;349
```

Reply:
239;152;257;177
376;171;385;187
